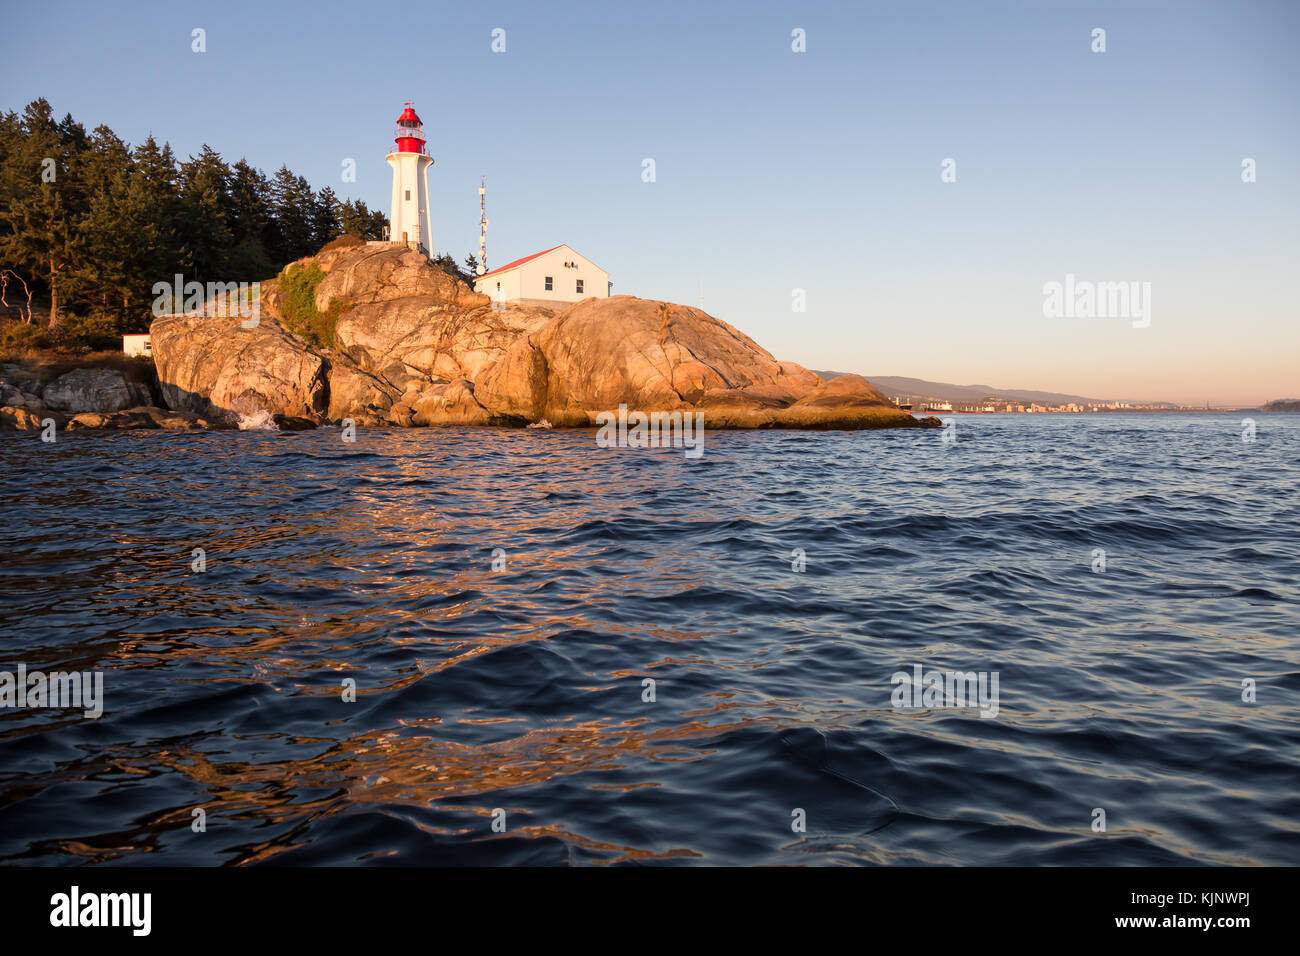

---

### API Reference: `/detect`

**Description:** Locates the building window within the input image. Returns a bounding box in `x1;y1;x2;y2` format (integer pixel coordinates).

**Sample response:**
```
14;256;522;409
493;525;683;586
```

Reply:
544;276;553;291
405;190;410;200
576;279;584;294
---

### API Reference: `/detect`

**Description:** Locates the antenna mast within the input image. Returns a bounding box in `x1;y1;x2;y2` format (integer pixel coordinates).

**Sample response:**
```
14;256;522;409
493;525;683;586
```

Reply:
478;176;487;274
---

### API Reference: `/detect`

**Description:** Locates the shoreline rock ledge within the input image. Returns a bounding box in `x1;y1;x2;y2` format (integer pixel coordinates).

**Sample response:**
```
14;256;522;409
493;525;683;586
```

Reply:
145;243;939;432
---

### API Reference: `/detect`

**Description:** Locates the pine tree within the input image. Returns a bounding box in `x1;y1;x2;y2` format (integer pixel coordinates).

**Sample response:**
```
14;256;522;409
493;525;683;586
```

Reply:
0;110;32;316
267;165;313;263
132;135;186;280
79;125;131;198
312;185;342;250
340;199;387;240
226;159;276;280
0;100;80;326
179;145;233;281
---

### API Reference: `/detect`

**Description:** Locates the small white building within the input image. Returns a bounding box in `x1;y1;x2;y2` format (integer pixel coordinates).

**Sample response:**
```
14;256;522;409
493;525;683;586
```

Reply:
123;333;152;358
473;244;610;308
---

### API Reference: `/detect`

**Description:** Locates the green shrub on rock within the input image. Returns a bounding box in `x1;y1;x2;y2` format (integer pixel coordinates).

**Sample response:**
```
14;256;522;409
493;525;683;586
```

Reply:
277;262;349;349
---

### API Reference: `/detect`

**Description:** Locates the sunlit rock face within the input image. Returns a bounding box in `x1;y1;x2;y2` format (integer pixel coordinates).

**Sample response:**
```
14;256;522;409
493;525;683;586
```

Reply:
151;308;328;424
475;296;825;425
323;361;401;423
313;244;485;312
331;296;553;390
151;244;931;430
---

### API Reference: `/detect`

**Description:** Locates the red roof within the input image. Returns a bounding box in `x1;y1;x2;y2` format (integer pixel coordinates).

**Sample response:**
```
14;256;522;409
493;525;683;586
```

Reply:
397;103;423;126
476;245;566;280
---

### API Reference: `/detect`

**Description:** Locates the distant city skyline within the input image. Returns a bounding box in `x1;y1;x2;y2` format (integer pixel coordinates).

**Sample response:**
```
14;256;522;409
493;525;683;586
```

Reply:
2;0;1296;404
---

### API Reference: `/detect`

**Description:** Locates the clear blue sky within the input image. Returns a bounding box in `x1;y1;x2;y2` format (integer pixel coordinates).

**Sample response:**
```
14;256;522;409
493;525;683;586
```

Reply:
3;0;1297;403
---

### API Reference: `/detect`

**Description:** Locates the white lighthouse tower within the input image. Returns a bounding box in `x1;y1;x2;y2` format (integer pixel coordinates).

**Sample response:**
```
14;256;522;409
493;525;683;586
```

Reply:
386;102;434;255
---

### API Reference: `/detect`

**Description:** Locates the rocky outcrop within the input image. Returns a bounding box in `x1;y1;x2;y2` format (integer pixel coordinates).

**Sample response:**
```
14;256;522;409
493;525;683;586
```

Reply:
0;381;43;410
0;395;225;431
40;368;151;413
151;308;329;424
689;374;916;429
475;296;830;425
313;243;486;312
0;406;44;430
272;414;317;431
66;409;158;431
65;406;224;430
790;373;893;409
147;243;933;431
331;298;554;389
407;378;498;426
324;360;402;421
313;245;554;388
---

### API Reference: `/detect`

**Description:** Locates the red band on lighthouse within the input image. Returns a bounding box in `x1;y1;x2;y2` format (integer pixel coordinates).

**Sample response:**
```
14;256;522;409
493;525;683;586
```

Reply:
393;103;426;155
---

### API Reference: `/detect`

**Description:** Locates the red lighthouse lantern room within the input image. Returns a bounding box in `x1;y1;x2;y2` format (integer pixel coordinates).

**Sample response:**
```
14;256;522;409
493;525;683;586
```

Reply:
392;103;428;155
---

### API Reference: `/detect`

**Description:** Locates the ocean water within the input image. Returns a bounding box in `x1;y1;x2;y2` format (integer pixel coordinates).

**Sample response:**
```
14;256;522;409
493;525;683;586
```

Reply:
1;414;1297;866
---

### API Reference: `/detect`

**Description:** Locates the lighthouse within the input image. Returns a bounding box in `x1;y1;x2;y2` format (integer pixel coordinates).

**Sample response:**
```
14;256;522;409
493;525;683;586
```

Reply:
386;103;434;255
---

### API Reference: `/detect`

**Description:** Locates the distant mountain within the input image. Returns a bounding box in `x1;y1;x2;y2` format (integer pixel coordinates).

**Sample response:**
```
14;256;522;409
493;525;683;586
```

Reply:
812;372;1103;406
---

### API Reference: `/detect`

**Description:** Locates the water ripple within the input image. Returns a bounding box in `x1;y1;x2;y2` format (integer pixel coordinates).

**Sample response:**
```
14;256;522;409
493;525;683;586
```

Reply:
1;415;1298;865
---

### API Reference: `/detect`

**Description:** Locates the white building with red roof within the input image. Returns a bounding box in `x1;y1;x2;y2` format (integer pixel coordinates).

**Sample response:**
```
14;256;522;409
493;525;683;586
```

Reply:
472;244;610;309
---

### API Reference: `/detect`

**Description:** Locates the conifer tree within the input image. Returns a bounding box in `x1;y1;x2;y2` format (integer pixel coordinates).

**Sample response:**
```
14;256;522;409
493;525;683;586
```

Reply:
179;145;233;281
312;186;342;249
